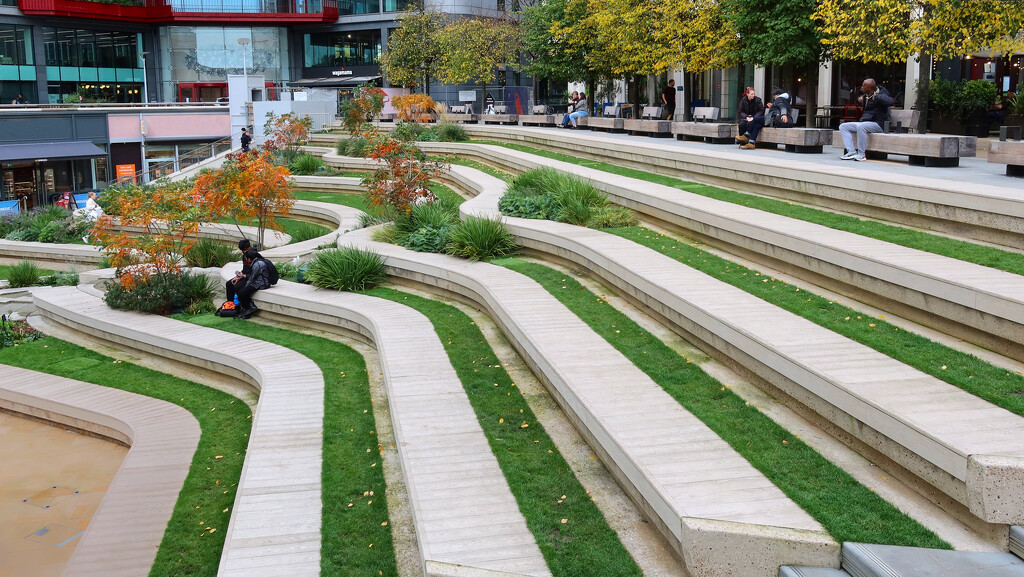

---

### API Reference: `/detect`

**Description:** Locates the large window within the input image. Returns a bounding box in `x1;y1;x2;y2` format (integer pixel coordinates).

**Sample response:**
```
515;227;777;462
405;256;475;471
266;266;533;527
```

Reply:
41;28;143;103
383;0;415;11
162;26;287;84
338;0;376;15
303;30;380;68
0;25;33;66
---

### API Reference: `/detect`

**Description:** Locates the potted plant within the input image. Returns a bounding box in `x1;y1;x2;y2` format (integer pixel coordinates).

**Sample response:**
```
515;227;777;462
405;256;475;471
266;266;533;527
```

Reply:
1005;86;1024;133
928;78;998;136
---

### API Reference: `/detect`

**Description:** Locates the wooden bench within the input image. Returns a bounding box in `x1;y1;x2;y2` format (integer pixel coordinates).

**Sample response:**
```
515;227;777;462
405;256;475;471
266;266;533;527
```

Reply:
447;105;478;124
671;106;737;144
519;105;558;127
755;112;833;152
585;104;625;133
481;105;519;125
988;138;1024;177
623;106;671;138
862;134;977;167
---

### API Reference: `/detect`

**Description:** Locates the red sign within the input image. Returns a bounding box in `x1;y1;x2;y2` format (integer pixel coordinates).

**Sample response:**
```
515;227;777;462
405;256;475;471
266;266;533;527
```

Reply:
116;164;136;184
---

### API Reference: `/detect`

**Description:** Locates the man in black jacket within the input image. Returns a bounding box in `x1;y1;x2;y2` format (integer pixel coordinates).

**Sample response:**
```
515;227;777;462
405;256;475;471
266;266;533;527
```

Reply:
240;128;252;153
839;78;895;161
735;87;764;143
739;89;794;150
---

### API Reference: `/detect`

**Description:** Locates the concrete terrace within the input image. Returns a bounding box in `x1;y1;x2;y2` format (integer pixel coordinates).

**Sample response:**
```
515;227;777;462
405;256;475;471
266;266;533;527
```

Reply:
3;123;1024;577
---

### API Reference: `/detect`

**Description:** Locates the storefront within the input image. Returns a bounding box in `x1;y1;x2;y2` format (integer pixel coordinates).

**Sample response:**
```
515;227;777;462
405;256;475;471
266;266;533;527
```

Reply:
0;141;108;210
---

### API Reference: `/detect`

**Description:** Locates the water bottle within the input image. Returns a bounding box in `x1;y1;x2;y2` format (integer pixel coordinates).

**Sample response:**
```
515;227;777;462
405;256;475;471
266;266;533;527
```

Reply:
233;294;239;307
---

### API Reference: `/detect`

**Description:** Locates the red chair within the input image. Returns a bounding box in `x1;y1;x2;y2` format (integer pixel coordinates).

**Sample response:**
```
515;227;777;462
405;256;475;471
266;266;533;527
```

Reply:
840;104;863;123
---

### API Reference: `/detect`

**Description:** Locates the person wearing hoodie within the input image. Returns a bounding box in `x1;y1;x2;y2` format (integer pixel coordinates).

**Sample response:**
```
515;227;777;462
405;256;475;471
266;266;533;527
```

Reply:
839;78;896;161
738;89;794;149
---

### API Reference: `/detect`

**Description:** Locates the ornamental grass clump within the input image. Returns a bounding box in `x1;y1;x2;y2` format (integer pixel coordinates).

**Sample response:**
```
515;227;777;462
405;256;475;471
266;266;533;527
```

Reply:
289;153;325;175
104;270;215;315
304;247;386;291
7;260;41;288
445;216;518;261
499;168;637;228
433;122;468;142
289;222;332;243
185;238;239;268
393;199;460;253
337;136;373;157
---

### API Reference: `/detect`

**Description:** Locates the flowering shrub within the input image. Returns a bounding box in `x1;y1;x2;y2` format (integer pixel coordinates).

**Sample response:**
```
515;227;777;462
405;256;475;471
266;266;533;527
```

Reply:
393;93;435;123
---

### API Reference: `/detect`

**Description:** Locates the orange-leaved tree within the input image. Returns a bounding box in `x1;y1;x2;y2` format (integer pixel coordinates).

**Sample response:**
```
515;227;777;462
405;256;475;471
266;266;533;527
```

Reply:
340;84;387;135
262;112;313;152
92;180;208;290
362;138;447;213
392;93;436;123
192;150;295;249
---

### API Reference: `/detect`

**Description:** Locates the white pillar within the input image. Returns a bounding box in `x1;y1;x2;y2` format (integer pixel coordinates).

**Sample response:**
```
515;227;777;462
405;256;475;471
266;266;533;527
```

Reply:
754;66;766;99
905;54;921;110
818;61;832;107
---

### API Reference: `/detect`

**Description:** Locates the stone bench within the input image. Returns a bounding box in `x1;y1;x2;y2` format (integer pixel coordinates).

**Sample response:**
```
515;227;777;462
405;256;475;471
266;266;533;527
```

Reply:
671;121;737;144
862;133;977;167
446;107;479;124
0;365;200;577
335;228;838;577
623;106;671;138
481;105;519;125
755;127;833;153
443;160;1024;530
519;105;558;127
987;139;1024;177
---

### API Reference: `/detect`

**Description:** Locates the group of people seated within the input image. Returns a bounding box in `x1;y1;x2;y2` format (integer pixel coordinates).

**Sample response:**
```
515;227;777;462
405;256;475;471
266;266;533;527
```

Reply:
734;78;894;161
561;91;589;128
225;238;272;320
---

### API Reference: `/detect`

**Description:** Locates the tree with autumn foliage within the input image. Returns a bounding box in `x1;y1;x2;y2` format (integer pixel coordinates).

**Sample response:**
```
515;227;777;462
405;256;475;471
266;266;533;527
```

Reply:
436;17;523;102
362;138;446;213
379;10;447;94
340;84;386;133
651;0;741;75
814;0;1024;130
192;150;295;249
392;93;436;122
93;180;212;313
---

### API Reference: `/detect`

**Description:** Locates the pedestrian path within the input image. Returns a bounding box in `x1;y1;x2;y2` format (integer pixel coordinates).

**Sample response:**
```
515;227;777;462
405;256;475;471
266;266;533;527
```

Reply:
0;365;200;577
335;228;839;577
214;267;552;577
31;285;324;577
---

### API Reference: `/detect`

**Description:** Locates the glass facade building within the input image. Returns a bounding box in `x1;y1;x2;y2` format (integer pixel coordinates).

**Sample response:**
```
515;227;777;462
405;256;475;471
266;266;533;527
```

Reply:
41;28;145;103
303;30;379;68
0;24;35;104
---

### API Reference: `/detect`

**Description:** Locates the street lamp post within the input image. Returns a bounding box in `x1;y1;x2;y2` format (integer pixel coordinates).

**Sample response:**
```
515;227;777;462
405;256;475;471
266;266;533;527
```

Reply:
237;37;250;100
138;51;149;104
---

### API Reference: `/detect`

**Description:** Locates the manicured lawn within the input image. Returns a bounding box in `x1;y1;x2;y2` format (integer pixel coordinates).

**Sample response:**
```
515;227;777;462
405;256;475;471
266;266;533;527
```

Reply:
0;338;251;577
0;264;57;280
364;287;643;577
294;190;370;212
496;258;948;548
183;315;398;577
473;139;1024;276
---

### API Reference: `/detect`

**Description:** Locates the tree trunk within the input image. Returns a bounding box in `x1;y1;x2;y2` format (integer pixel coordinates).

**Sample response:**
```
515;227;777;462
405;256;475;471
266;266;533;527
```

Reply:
587;78;596;116
682;72;694;121
914;52;932;133
804;63;817;128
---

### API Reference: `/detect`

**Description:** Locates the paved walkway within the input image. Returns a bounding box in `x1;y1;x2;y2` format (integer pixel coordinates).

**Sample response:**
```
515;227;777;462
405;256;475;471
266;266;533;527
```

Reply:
31;285;324;577
217;267;551;576
0;365;200;577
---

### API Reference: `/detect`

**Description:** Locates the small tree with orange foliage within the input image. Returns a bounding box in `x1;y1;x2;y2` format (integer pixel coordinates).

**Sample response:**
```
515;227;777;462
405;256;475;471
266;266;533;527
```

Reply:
392;93;435;123
192;150;295;249
92;180;207;290
340;85;386;134
262;112;313;151
362;138;446;213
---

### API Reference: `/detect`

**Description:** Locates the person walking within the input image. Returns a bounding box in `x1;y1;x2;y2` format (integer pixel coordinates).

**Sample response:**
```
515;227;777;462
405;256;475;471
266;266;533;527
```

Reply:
839;78;895;161
735;87;764;144
661;79;677;120
240;128;252;153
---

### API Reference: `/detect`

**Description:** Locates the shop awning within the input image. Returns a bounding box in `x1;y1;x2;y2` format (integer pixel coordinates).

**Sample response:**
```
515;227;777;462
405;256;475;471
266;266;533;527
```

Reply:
0;141;106;163
287;76;382;88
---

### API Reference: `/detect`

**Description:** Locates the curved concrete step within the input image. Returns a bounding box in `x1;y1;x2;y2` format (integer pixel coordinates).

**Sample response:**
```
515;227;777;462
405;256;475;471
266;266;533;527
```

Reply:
216;268;551;577
0;365;200;577
333;229;839;577
842;542;1024;577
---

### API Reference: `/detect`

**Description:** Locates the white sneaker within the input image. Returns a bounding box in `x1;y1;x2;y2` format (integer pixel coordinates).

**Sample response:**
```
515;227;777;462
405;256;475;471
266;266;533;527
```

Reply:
854;155;867;162
82;235;89;243
840;151;858;160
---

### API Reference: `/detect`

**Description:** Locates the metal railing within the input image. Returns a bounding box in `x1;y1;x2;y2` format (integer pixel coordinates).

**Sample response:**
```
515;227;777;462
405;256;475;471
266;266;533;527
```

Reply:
111;132;237;186
0;102;225;112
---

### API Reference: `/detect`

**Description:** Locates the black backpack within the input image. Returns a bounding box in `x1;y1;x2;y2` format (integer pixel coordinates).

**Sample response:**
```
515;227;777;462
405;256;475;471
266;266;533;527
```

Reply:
262;258;279;286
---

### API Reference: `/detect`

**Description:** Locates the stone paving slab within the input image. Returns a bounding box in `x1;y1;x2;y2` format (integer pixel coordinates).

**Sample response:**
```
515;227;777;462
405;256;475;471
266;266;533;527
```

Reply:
30;285;324;577
215;268;550;577
335;229;839;577
421;141;1024;364
0;365;200;577
447;162;1024;526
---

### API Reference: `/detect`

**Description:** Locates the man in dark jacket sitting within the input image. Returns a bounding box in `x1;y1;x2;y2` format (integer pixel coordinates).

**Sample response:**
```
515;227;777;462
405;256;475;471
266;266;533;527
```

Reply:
735;87;764;143
235;251;271;319
738;89;794;150
839;78;895;161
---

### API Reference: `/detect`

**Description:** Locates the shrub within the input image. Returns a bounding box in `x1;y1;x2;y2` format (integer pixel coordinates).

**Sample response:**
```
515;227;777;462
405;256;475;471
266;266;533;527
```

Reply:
415;129;439;142
930;78;999;122
304;247;386;291
185;238;239;268
338;136;372;157
404;225;452;253
104;270;215;315
445;217;518;261
1009;86;1024;116
290;153;325;175
290;222;331;243
7;261;41;288
588;205;640;228
499;190;562;220
434;122;468;142
41;271;79;287
0;317;43;349
394;122;427;142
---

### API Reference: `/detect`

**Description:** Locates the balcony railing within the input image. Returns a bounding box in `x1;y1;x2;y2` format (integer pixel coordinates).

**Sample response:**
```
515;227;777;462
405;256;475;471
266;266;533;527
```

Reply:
19;0;336;22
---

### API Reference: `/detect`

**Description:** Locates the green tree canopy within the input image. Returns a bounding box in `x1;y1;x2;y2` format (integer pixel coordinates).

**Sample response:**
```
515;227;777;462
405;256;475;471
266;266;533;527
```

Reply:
379;11;446;92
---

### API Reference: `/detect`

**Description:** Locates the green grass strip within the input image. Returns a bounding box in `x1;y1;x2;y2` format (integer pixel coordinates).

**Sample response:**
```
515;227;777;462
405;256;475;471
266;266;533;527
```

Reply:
0;338;252;577
495;258;948;548
0;264;57;280
472;139;1024;276
183;315;397;577
294;190;371;212
439;155;515;182
611;226;1024;416
363;287;642;577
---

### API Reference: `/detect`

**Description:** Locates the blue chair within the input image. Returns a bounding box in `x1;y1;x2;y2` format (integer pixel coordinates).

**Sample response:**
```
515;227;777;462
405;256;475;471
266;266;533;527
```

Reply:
0;200;19;215
73;193;90;209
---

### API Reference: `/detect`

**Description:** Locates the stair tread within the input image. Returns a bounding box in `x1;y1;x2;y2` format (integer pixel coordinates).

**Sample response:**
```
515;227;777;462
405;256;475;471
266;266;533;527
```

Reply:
844;543;1024;577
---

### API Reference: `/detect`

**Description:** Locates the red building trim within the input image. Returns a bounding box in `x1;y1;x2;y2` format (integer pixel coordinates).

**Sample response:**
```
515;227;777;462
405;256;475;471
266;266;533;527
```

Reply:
18;0;337;24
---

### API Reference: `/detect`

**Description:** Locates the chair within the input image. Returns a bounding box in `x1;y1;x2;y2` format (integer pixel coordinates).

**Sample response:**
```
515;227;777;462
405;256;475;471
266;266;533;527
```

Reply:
840;104;862;123
0;200;19;215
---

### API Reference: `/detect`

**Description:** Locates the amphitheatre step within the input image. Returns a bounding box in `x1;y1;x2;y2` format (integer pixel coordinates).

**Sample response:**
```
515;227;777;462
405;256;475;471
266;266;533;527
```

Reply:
445;123;1024;247
420;141;1024;365
842;542;1024;577
443;162;1024;528
260;200;364;260
0;365;200;577
335;230;839;577
215;267;551;577
0;238;102;270
30;285;325;577
779;568;851;577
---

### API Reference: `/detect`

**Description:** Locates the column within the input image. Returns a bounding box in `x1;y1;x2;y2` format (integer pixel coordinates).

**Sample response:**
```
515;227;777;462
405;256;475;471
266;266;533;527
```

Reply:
817;61;832;107
905;54;920;111
754;66;766;100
